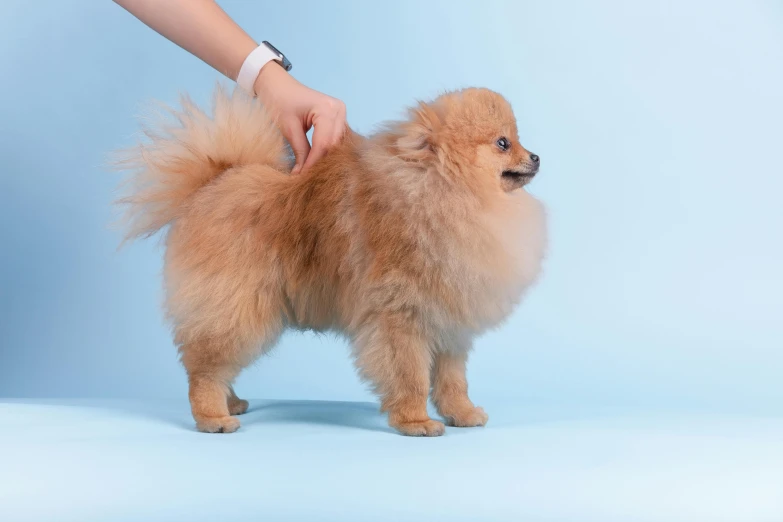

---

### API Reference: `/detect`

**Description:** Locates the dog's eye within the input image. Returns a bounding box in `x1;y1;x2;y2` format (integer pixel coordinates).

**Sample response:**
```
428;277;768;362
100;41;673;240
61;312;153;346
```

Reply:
496;137;510;152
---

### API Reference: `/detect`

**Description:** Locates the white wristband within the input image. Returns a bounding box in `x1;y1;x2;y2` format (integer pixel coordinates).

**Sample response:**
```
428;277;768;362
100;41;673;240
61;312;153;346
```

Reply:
237;44;280;95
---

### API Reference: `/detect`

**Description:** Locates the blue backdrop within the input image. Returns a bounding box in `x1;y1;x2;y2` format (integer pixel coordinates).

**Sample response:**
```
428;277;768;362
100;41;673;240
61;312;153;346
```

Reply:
1;0;781;415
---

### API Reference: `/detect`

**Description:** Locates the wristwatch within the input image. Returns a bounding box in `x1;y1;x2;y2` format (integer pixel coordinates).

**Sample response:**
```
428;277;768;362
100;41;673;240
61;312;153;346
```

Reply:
237;41;292;94
259;41;292;72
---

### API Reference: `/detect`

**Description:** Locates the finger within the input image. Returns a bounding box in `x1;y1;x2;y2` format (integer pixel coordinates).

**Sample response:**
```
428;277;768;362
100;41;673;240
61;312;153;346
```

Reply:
283;122;311;173
334;101;347;139
301;117;336;172
329;101;348;145
302;108;348;172
300;99;347;172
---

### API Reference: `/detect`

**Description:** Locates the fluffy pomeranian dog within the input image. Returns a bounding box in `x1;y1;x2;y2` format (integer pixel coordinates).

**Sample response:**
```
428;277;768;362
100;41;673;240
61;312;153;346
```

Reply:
116;85;546;436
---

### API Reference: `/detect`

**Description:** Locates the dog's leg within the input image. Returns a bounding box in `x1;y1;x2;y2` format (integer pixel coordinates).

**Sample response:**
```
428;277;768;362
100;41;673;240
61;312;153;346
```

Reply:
431;349;488;427
227;385;249;416
178;308;282;433
180;339;245;434
354;313;445;437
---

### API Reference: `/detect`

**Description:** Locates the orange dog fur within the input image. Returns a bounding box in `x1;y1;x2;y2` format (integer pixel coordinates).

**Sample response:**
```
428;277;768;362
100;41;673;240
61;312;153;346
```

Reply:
116;85;546;436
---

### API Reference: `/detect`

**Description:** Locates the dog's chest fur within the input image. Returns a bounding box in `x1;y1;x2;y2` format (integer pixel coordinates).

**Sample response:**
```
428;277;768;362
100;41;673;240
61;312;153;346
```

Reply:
431;190;546;333
339;172;547;334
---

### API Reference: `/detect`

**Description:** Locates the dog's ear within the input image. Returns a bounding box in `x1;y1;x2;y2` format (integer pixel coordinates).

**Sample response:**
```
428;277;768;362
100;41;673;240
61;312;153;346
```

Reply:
396;102;441;161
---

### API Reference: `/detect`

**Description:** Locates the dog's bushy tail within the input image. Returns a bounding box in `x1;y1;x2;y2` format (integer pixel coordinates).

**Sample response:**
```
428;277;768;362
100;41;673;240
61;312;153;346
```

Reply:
114;84;290;241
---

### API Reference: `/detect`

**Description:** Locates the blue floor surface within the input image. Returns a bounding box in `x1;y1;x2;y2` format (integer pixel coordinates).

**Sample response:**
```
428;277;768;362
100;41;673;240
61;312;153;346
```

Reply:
1;398;782;521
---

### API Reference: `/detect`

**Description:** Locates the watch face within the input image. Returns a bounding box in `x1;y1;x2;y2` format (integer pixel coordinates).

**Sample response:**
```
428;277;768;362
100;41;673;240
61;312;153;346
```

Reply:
262;41;292;71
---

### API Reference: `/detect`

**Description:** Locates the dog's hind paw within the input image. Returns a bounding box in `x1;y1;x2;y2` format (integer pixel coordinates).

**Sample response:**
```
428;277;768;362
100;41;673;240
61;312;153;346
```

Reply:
392;419;446;437
228;398;249;416
195;415;241;433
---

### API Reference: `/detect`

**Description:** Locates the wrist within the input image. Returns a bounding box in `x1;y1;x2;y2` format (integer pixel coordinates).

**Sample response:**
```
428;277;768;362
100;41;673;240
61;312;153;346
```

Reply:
237;41;292;97
252;60;289;99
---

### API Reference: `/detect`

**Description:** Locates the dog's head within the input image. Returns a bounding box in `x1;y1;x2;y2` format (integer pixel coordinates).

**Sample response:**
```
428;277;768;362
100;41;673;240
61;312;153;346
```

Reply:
392;88;539;194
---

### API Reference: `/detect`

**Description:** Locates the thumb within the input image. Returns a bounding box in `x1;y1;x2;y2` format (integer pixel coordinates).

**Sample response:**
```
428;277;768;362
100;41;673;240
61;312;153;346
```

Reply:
284;123;311;173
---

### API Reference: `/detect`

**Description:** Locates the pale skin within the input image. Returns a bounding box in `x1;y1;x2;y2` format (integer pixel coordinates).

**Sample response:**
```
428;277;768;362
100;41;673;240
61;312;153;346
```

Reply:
113;0;347;173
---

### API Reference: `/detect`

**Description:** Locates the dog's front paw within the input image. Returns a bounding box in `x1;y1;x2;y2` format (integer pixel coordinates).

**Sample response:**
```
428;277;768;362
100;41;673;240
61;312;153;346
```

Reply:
391;418;446;437
195;415;241;433
441;406;488;428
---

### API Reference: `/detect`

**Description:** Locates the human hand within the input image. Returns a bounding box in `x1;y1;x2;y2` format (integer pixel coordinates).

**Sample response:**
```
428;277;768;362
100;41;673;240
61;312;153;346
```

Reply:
254;62;347;174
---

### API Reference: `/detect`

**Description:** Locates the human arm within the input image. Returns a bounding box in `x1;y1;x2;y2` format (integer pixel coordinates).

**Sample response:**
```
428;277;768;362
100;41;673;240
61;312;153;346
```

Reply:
114;0;347;172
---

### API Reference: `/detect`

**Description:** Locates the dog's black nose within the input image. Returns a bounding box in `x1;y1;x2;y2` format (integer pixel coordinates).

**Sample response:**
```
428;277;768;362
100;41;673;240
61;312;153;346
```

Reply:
530;153;540;164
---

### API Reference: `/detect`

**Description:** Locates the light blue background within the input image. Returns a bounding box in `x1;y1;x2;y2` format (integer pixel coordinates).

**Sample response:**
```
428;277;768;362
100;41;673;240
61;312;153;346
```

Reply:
1;0;782;412
2;2;783;521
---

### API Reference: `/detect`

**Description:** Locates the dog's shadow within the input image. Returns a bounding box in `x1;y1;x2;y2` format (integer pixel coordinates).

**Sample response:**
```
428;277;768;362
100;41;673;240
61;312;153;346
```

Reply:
118;398;395;434
1;398;395;435
242;399;394;434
